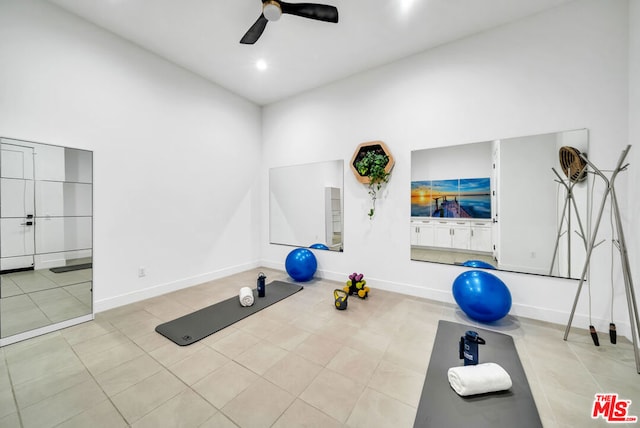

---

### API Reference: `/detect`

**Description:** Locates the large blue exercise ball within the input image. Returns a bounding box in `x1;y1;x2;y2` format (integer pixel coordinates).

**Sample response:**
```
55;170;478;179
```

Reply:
452;270;512;322
285;248;318;282
310;243;330;250
461;260;496;270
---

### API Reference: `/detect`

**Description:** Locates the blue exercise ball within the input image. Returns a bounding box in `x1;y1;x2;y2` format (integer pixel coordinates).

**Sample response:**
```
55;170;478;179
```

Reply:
452;270;512;322
461;260;496;270
310;243;329;250
285;248;318;282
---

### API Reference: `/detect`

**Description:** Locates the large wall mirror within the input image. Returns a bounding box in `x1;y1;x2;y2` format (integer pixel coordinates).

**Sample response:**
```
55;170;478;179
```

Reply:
410;129;588;279
1;137;92;342
270;160;344;252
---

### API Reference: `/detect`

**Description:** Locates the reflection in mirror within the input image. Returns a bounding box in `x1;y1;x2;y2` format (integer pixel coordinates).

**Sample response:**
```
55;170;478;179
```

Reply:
270;160;344;252
410;129;588;279
1;137;92;340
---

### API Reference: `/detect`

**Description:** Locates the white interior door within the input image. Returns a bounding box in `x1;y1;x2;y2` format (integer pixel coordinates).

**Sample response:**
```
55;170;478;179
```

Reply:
491;140;500;264
1;142;36;271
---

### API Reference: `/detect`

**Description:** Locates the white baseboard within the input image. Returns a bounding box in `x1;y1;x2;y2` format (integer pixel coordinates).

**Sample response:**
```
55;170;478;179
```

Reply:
94;261;260;313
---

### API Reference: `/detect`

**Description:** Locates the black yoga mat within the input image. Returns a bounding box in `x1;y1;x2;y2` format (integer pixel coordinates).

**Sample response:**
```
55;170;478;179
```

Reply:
50;263;92;273
413;320;542;428
155;280;303;346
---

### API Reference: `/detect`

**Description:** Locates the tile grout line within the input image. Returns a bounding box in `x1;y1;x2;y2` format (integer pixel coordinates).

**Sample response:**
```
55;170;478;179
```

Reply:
97;312;196;426
56;321;133;427
513;333;559;427
207;318;330;426
3;349;25;428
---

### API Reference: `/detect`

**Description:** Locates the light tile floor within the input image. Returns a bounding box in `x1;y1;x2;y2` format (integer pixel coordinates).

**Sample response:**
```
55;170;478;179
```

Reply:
1;267;92;337
0;267;639;427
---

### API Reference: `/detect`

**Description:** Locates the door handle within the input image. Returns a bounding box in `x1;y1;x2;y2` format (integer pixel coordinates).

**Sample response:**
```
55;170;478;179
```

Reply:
20;221;34;226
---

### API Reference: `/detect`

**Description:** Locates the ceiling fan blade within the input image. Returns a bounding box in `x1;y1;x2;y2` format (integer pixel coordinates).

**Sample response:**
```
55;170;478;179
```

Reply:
240;14;269;44
279;2;339;23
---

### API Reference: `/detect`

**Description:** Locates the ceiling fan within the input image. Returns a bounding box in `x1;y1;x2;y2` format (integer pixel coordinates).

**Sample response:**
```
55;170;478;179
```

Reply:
240;0;339;45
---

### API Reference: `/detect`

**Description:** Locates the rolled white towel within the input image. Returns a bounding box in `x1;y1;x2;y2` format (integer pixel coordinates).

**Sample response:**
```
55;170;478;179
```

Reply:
447;362;512;396
239;287;254;307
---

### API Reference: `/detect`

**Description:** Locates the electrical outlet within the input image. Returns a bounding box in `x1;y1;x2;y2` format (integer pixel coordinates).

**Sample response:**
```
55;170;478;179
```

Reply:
138;266;146;277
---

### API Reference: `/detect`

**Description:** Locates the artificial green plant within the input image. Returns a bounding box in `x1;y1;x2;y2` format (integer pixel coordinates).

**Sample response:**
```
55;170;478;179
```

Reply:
355;150;391;219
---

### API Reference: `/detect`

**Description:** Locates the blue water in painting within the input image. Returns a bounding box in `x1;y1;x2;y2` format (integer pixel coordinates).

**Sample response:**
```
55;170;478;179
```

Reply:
459;198;491;219
459;178;491;218
411;205;433;217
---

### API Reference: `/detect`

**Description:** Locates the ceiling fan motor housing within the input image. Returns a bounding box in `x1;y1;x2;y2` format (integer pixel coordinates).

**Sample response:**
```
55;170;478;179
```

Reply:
263;1;282;21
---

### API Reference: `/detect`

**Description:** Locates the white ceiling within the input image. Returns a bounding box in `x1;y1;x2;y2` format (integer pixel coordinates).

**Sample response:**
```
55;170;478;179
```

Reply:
49;0;571;106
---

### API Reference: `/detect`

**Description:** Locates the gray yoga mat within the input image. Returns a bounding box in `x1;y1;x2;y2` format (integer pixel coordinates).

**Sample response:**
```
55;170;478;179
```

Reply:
413;320;542;428
50;263;92;273
155;280;303;346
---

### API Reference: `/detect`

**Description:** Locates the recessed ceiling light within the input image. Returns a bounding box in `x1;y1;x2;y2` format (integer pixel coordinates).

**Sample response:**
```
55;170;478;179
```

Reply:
399;0;415;14
256;59;268;71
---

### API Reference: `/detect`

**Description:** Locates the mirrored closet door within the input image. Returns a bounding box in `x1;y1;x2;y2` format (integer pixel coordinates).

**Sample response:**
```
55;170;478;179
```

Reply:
0;137;93;345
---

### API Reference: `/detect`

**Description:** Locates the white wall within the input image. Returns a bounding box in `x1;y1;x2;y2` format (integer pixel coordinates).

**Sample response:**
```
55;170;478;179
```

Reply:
0;0;263;310
262;0;634;337
629;1;640;339
410;141;492;182
499;134;556;275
